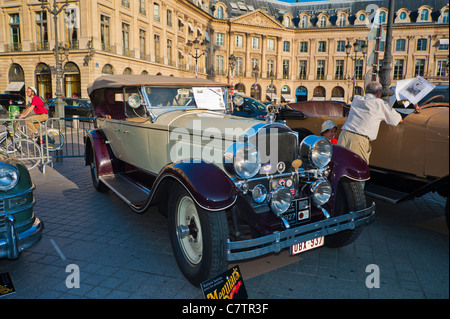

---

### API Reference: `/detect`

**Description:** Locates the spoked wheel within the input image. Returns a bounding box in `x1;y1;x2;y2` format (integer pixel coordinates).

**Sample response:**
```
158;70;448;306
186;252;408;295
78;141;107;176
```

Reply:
43;129;64;151
8;138;41;170
325;180;366;248
89;147;107;192
168;184;229;286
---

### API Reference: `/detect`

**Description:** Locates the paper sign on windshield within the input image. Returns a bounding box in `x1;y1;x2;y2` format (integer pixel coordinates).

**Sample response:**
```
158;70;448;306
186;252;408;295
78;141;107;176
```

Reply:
395;76;435;106
193;87;225;110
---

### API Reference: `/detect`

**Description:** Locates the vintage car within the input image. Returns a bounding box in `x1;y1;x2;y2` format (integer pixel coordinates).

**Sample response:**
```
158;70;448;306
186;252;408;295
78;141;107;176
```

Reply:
0;151;42;259
84;75;375;286
231;94;267;120
47;98;93;118
281;97;449;225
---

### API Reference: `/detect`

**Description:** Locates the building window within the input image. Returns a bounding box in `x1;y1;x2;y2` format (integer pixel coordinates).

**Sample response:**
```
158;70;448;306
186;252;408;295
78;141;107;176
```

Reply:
414;59;425;76
438;40;449;51
283;41;290;52
284;16;290;28
216;33;224;46
336;40;345;52
251;57;259;70
420;9;429;21
167;39;173;65
282;59;290;79
167;9;172;27
252;37;259;49
36;11;48;51
436;60;447;77
298;60;307;79
335;60;344;80
267;39;275;51
301;16;308;28
338;14;346;26
442;10;449;23
319;16;327;27
122;23;130;56
216;55;224;74
393;59;404;80
154;34;161;63
399;12;407;20
235;56;243;76
317;41;326;52
316;60;325;80
235;35;243;48
216;7;223;19
379;11;386;23
267;59;274;77
417;38;427;51
355;60;363;80
64;8;78;49
299;41;308;53
396;39;406;51
121;0;129;8
139;0;146;15
154;3;160;22
139;29;147;59
100;15;111;52
9;13;21;51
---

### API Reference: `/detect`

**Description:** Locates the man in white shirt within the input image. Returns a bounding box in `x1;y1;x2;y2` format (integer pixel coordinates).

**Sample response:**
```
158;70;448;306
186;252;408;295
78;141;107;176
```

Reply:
337;81;403;164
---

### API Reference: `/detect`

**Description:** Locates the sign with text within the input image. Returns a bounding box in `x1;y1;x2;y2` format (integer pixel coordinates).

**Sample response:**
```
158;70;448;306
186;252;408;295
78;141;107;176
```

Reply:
0;273;15;297
200;266;248;299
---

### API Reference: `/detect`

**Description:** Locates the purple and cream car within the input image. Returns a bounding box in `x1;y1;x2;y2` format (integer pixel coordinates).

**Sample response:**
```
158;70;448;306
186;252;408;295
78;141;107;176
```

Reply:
84;75;375;286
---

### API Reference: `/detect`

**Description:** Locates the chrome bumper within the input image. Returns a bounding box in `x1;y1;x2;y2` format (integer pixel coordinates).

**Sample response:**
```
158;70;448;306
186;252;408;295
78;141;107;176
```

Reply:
0;215;43;259
227;202;375;261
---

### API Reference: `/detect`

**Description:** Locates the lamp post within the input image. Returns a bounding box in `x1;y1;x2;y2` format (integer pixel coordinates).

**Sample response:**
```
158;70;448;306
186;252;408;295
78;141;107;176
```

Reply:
186;38;207;78
379;0;395;102
252;64;259;100
229;54;236;87
345;39;368;101
40;0;69;119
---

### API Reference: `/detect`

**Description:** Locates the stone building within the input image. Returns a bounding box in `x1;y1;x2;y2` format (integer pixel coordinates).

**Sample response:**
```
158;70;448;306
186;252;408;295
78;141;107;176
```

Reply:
0;0;448;103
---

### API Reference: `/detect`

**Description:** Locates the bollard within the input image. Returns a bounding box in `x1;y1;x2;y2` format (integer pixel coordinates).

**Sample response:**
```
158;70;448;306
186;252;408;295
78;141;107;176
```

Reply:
73;115;79;129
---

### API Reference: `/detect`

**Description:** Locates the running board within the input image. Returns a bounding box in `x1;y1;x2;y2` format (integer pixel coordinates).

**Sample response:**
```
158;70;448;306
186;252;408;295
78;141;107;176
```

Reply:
364;183;409;204
99;174;150;207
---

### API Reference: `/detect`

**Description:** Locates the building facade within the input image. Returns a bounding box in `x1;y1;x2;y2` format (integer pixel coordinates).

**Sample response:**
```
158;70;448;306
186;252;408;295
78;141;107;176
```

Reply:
0;0;448;103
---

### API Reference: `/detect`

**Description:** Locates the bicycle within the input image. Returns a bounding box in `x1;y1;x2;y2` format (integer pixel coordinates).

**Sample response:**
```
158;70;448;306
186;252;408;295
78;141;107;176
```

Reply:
0;121;41;170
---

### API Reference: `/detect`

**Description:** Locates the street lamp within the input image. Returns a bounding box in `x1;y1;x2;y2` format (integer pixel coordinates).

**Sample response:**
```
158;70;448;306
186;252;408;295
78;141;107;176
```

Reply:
252;64;259;99
345;39;368;101
229;54;236;86
39;0;69;119
186;38;207;78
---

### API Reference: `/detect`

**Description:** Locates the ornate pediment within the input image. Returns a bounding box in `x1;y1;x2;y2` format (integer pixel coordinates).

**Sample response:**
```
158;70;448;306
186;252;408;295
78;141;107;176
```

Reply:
231;9;283;29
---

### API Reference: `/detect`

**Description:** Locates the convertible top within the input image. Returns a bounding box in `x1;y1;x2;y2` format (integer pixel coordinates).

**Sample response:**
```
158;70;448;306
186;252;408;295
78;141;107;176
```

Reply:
87;75;228;96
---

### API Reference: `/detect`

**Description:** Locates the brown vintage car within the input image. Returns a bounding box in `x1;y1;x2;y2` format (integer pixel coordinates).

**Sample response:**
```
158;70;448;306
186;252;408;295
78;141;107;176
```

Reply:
278;98;449;224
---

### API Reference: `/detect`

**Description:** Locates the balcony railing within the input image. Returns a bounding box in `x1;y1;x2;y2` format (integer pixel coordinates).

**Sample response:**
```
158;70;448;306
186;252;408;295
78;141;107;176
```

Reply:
30;42;50;51
5;43;22;52
101;43;116;54
122;48;135;58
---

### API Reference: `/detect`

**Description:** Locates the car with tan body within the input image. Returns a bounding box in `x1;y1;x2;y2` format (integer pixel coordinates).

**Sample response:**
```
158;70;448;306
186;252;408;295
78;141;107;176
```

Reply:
279;98;449;225
84;75;375;286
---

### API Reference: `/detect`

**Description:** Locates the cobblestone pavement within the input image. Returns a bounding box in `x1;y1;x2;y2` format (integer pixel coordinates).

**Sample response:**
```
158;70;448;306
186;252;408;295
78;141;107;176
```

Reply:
1;158;448;299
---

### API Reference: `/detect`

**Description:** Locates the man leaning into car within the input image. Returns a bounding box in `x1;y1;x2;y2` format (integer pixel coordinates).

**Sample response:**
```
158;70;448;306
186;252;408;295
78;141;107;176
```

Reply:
337;81;403;164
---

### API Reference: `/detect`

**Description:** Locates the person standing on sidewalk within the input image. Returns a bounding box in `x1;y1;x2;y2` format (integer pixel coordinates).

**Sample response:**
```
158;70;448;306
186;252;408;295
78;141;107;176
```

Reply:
337;81;402;164
19;86;49;136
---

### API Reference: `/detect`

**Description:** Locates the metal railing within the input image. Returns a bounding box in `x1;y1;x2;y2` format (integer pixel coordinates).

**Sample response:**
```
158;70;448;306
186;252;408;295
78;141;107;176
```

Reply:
0;117;95;173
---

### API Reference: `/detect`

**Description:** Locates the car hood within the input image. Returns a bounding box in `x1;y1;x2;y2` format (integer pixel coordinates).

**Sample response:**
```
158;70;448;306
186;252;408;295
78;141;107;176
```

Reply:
157;109;270;141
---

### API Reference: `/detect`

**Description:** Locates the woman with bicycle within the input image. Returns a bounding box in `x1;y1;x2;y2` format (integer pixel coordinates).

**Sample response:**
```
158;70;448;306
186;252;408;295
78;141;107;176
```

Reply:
19;86;48;136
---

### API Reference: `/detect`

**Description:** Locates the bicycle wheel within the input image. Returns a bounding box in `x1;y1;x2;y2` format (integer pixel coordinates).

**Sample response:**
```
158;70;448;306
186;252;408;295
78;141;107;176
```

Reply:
43;129;64;151
7;138;41;170
0;131;21;153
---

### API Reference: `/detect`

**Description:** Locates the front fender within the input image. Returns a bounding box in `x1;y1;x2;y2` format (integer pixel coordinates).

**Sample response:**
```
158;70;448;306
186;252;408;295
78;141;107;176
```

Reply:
84;129;114;176
328;145;370;189
152;160;239;212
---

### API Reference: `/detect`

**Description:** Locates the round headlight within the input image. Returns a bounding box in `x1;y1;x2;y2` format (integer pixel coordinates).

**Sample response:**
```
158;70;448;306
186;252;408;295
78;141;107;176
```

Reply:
300;135;333;168
252;184;267;203
0;165;19;192
311;178;332;206
127;94;142;108
270;187;292;215
224;143;261;179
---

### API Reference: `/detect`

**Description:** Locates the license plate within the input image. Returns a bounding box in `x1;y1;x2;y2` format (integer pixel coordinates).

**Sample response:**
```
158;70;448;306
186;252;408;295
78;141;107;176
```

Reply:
291;237;324;255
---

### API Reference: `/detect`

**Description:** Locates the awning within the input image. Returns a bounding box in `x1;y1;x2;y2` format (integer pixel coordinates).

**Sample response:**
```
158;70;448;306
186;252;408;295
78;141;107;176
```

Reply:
281;94;295;102
178;17;185;25
266;93;280;100
197;27;203;35
439;38;449;45
188;23;195;32
5;81;24;92
178;49;185;57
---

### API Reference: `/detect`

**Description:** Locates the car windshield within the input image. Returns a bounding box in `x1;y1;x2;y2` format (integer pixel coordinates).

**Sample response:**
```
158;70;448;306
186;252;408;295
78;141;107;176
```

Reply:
143;86;226;110
244;97;267;112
